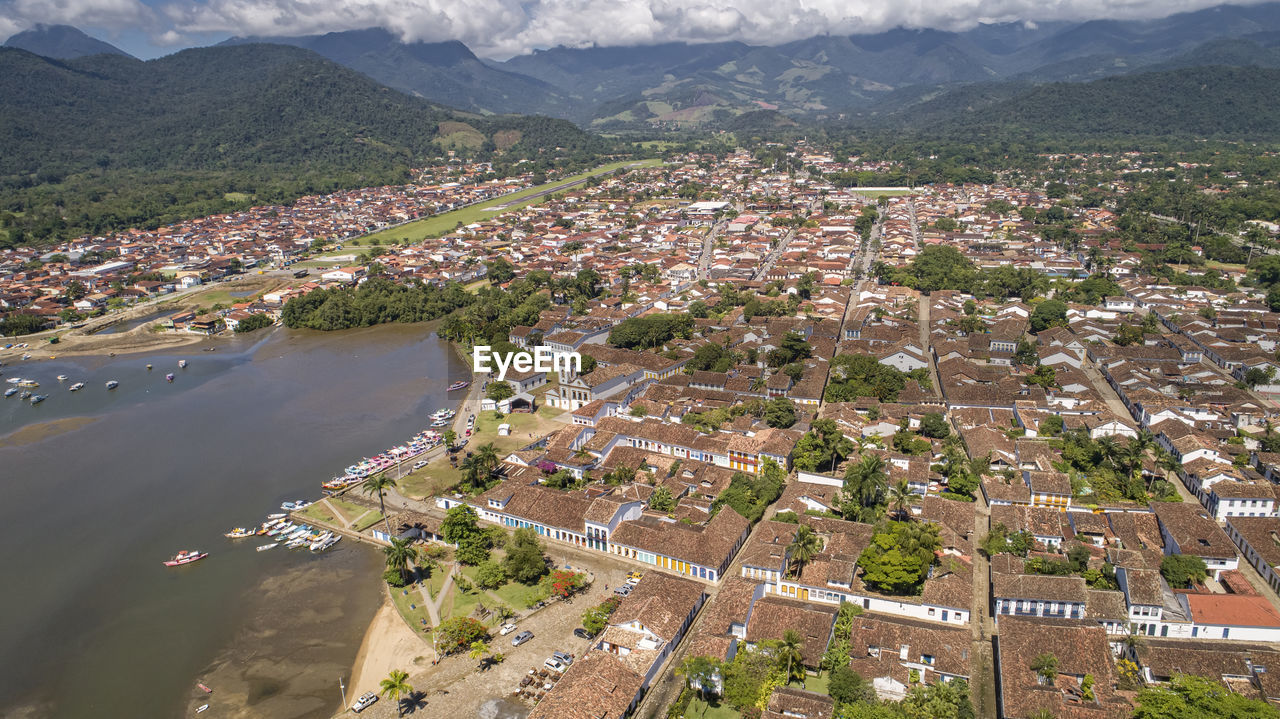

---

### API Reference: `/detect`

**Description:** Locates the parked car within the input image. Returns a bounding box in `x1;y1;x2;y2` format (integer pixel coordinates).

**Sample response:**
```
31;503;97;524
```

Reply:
351;692;378;713
613;585;633;597
551;650;575;666
512;630;534;647
499;623;519;636
574;627;595;640
626;571;643;584
544;658;567;672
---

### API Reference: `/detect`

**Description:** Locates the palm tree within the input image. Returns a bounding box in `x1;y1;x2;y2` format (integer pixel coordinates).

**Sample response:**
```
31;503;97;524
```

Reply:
887;478;913;521
380;669;414;717
1095;435;1119;469
787;525;824;579
777;629;806;686
474;442;500;476
384;537;416;584
362;474;397;536
842;454;888;520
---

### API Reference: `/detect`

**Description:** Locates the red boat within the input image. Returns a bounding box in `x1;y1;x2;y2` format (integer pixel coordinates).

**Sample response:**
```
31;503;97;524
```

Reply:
163;550;208;567
198;683;213;693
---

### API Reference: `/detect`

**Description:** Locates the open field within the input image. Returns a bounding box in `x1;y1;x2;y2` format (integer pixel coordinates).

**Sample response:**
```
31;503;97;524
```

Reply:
352;159;662;246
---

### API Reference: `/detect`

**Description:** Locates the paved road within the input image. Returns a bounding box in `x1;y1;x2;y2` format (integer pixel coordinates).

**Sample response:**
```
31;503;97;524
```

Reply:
489;162;648;211
696;221;725;280
752;228;797;281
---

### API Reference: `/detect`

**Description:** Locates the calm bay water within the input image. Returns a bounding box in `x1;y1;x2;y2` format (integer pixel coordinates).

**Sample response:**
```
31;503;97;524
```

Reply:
0;324;468;718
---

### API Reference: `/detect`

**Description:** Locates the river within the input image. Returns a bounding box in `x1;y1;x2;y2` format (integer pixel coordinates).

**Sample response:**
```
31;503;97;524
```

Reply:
0;323;469;718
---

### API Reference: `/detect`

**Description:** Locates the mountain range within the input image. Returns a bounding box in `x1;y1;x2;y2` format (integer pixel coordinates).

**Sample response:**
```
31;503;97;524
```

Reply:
10;3;1280;129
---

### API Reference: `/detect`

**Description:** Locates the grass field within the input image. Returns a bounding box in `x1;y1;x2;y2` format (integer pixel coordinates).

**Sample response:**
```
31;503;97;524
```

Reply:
353;159;662;246
492;579;548;610
299;502;339;525
399;406;567;500
391;584;436;632
351;510;385;532
687;698;741;719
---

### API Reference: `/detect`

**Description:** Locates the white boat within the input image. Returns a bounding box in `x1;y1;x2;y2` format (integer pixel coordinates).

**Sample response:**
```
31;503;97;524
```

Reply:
178;360;188;368
68;382;85;391
3;388;15;397
257;543;279;551
265;513;287;520
5;378;21;384
105;380;119;390
56;375;68;382
196;704;209;714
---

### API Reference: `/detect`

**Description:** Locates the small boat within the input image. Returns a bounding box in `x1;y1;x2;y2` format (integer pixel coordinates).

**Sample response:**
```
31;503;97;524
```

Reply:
448;380;470;391
431;419;448;427
20;391;32;400
56;375;68;382
3;387;15;398
68;382;85;391
265;513;287;520
106;380;119;389
21;353;30;360
196;704;209;714
179;360;188;368
5;377;21;384
166;373;175;382
17;379;38;387
224;528;254;538
163;550;207;567
198;683;213;693
256;543;278;552
204;347;216;352
29;394;48;404
146;364;152;370
280;500;312;511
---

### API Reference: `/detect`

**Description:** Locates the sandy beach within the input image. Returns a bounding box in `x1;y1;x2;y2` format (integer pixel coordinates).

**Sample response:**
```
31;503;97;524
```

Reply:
347;593;433;705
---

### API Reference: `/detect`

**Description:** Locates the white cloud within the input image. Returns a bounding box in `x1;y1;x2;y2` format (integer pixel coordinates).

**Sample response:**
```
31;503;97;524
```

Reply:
1;0;1273;57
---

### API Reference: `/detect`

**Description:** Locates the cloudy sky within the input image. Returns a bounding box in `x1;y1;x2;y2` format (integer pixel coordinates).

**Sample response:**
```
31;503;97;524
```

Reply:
0;0;1271;59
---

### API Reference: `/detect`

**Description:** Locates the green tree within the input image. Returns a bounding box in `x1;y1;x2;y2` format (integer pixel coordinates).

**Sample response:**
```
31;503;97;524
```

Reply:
764;398;798;428
486;381;515;401
1133;673;1280;718
828;665;874;705
1014;339;1040;366
434;616;489;654
1160;554;1208;588
677;655;722;712
361;474;397;537
502;527;549;584
1031;653;1058;685
383;537;417;585
919;413;951;439
1030;299;1068;333
649;485;676;512
1026;364;1060;390
841;454;889;522
379;669;414;718
456;533;491;565
857;522;941;594
475;561;508;590
787;524;825;579
776;629;806;685
581;596;621;635
441;505;481;544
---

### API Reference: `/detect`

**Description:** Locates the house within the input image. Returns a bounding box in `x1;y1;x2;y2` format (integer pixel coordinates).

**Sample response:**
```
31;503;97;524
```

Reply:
1224;516;1280;595
1180;593;1280;643
549;364;646;412
995;617;1132;719
846;614;972;700
992;573;1087;623
526;651;645;719
762;687;834;719
593;572;706;687
1151;503;1241;580
743;595;837;669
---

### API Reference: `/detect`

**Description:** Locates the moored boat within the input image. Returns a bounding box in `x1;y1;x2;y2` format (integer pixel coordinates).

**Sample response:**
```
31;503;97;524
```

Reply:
3;387;15;397
196;705;208;714
224;527;254;538
179;360;188;368
448;380;470;391
56;375;68;382
198;683;213;693
163;550;207;567
256;542;279;551
29;394;48;404
17;379;38;387
105;380;119;389
265;513;287;520
166;373;175;382
68;382;85;391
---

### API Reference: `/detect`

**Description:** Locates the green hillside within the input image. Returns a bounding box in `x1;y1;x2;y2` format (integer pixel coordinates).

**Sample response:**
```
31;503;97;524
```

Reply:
0;44;608;246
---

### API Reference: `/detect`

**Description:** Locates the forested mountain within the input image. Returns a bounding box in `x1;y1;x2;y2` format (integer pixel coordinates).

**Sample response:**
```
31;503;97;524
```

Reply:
878;66;1280;140
220;29;568;116
3;24;132;60
0;44;607;245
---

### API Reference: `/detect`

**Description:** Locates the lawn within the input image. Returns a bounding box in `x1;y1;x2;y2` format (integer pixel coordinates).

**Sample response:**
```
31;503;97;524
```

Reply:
492;579;549;610
328;497;367;519
299;502;339;526
791;671;831;696
687;697;742;719
390;584;436;633
355;159;662;245
352;510;385;532
399;407;566;500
